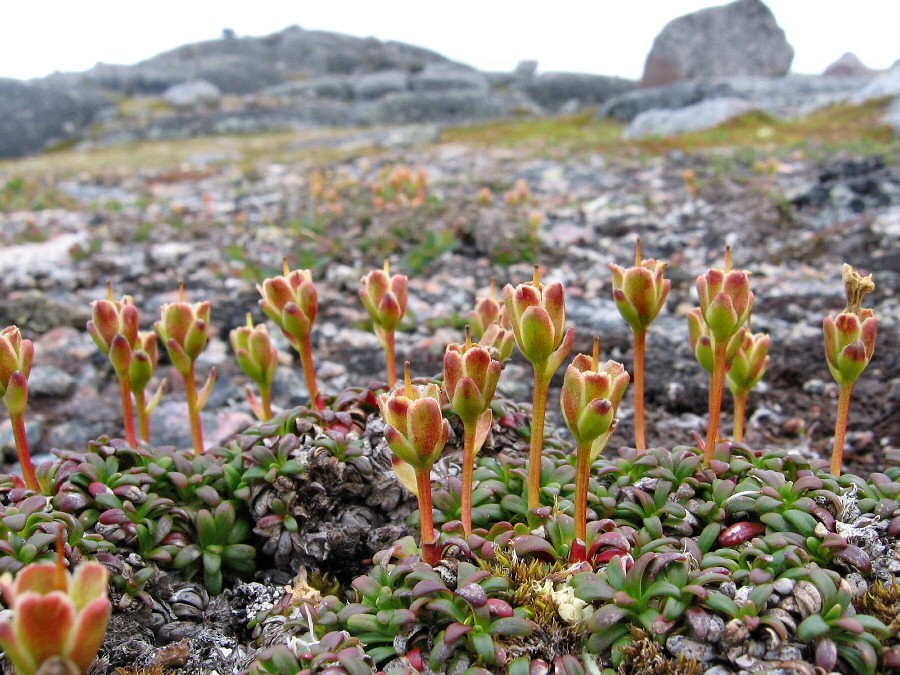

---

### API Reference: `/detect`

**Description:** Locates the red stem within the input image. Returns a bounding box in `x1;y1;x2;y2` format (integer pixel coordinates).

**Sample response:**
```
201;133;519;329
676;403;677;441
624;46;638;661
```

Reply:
461;421;477;537
135;389;151;443
704;342;728;464
298;334;323;411
385;329;397;389
733;390;748;443
416;468;438;565
260;383;274;421
11;413;39;493
574;441;590;549
634;329;647;451
527;369;550;514
118;376;138;447
183;364;205;455
831;383;854;477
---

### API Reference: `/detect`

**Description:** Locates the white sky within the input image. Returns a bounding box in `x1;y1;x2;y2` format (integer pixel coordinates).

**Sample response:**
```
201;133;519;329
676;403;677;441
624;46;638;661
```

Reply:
1;1;897;82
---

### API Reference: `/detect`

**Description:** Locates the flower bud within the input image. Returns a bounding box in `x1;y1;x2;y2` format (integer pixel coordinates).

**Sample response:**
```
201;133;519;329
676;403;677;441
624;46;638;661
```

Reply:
696;258;754;345
479;323;516;364
503;267;574;372
155;284;211;375
469;279;512;339
727;331;771;396
823;264;877;387
87;283;139;355
378;376;449;472
0;326;34;396
443;336;502;426
609;240;670;333
360;262;408;335
688;308;744;373
258;261;318;345
230;316;278;389
561;341;629;451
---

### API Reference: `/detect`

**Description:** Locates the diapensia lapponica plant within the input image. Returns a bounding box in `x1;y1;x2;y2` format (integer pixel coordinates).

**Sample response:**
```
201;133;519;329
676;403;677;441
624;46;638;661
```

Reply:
0;248;893;674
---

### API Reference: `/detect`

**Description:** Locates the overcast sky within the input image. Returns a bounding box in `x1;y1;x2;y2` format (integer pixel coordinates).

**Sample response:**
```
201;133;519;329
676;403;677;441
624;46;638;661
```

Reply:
1;1;897;81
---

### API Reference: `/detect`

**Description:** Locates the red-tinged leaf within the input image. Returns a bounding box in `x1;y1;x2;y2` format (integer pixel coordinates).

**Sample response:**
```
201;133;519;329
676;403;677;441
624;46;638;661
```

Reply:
412;579;448;597
0;620;35;674
588;604;629;630
12;563;65;596
15;591;76;666
511;535;558;561
815;637;837;672
833;616;864;635
834;545;872;574
444;622;472;645
719;521;766;547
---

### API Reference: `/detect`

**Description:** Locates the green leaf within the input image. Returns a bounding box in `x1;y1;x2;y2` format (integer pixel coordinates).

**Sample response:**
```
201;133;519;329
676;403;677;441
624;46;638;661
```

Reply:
797;614;830;641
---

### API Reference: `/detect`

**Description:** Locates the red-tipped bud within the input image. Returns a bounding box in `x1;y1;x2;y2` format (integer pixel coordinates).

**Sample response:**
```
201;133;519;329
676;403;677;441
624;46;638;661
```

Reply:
0;326;34;396
0;560;111;675
155;287;212;376
377;380;449;472
230;318;279;389
688;307;745;373
479;323;516;363
504;272;572;371
443;343;502;426
727;331;771;396
561;351;629;450
696;262;754;345
258;263;318;345
359;264;408;336
823;264;877;387
609;242;670;333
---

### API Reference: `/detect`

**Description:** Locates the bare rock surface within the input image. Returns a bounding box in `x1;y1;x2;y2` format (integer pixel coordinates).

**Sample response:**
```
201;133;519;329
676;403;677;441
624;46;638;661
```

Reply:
641;0;794;87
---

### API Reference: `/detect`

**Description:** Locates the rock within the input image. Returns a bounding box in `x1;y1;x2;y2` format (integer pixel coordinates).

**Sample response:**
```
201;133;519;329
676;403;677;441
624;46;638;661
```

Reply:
358;91;540;125
522;72;635;111
641;0;794;87
0;78;109;158
27;365;76;398
667;635;716;661
823;52;874;78
411;63;489;93
514;60;538;78
601;80;738;122
163;80;222;109
352;70;409;100
264;76;355;101
853;61;900;103
624;97;756;139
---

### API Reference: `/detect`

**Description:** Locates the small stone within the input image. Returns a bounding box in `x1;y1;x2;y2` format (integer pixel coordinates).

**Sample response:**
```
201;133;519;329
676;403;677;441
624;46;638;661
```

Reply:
774;578;795;595
667;635;716;662
26;365;76;398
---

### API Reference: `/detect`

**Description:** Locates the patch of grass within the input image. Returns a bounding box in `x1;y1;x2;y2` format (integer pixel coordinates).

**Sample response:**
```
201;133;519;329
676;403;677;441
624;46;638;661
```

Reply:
404;230;459;274
0;176;80;212
442;100;898;160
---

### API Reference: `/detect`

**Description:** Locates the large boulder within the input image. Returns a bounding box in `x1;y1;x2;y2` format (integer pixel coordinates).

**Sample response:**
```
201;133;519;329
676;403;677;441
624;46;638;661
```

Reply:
521;72;635;111
641;0;794;87
623;97;757;139
0;78;109;158
601;81;738;122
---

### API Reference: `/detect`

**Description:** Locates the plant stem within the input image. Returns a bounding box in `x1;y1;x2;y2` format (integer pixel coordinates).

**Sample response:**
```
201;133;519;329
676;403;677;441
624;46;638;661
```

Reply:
704;342;728;464
135;388;151;443
461;421;477;537
298;334;323;411
415;468;438;565
527;368;550;514
11;413;39;493
830;383;854;477
384;328;397;389
633;329;647;450
118;376;138;447
574;441;590;549
183;364;205;455
260;383;274;422
733;390;748;443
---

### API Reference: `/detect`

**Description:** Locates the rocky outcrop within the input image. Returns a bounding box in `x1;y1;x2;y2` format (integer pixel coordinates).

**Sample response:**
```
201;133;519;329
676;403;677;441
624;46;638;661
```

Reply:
641;0;794;87
163;80;222;109
0;78;110;157
521;72;635;111
623;97;756;139
824;53;875;78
